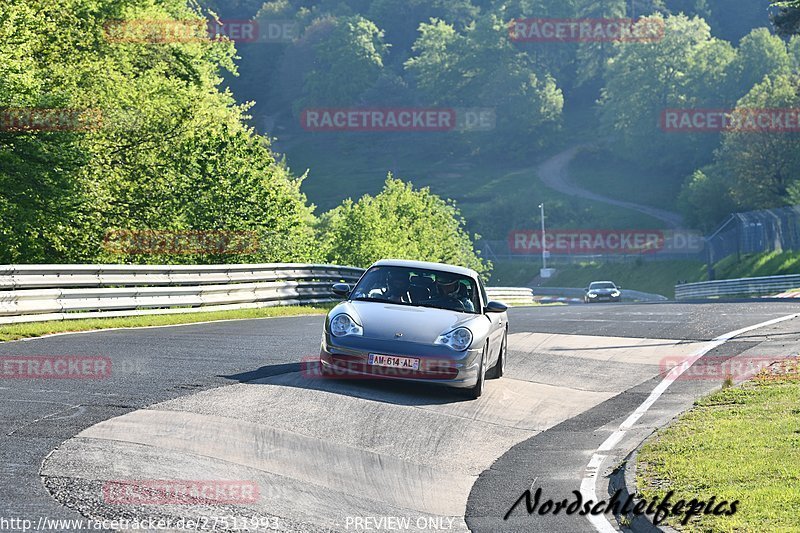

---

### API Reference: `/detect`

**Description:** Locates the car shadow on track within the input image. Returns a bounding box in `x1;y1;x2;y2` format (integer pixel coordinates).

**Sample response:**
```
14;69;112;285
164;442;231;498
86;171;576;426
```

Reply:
220;361;479;406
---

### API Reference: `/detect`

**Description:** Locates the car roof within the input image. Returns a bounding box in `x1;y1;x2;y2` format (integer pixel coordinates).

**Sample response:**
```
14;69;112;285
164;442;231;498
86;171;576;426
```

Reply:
590;281;616;285
370;259;479;279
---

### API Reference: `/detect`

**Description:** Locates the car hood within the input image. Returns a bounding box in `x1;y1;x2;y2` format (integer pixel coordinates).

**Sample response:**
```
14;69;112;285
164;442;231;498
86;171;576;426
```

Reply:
589;289;617;294
336;301;476;343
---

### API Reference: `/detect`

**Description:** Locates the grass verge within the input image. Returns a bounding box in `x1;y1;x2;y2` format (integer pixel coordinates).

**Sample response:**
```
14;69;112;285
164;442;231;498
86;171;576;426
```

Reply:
0;305;331;342
714;250;800;279
636;361;800;531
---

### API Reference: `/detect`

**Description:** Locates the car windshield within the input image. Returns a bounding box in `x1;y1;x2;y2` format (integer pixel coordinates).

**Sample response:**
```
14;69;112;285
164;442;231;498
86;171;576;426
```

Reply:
350;266;480;314
590;282;617;290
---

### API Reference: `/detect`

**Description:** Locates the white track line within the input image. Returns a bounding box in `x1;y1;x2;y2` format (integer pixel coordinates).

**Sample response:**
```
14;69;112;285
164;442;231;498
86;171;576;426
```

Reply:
581;312;800;533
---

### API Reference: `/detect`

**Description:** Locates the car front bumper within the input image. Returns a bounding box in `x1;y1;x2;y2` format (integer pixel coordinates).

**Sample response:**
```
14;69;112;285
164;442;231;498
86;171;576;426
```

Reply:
319;333;483;388
587;295;621;302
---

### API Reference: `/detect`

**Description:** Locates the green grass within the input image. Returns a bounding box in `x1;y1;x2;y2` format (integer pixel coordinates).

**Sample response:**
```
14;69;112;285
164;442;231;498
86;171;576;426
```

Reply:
539;260;707;298
714;251;800;279
568;146;684;212
0;305;331;342
636;365;800;532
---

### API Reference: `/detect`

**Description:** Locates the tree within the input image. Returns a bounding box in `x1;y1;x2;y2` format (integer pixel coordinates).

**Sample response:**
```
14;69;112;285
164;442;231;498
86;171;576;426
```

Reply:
573;0;628;87
0;0;318;264
318;176;491;276
598;14;736;172
677;168;737;229
300;15;389;107
714;74;800;209
724;28;792;101
771;0;800;36
405;15;563;142
679;73;800;226
703;0;773;42
790;35;800;67
366;0;480;65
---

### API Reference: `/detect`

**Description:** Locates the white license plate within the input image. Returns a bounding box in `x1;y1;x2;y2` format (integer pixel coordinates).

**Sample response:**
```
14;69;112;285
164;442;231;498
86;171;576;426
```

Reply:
368;354;420;370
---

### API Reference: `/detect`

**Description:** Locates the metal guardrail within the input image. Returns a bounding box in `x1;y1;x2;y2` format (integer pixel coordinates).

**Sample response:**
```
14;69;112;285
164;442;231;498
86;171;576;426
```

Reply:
485;287;536;306
675;274;800;300
0;264;537;325
0;264;365;325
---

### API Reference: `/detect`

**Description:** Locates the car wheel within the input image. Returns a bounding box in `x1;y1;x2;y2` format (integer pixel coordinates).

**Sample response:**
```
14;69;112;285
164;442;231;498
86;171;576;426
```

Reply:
488;329;507;379
467;344;488;399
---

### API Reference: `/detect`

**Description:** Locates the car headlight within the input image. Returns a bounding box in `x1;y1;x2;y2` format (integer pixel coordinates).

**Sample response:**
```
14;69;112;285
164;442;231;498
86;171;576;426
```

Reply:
329;314;363;337
435;327;473;351
588;293;598;298
611;291;620;297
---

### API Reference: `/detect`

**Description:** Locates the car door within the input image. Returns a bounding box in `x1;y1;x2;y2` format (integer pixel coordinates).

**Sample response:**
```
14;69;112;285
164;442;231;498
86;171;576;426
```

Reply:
479;278;504;363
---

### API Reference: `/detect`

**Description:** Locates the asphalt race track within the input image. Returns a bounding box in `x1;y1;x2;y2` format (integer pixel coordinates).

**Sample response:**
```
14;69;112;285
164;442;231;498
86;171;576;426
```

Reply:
3;302;800;532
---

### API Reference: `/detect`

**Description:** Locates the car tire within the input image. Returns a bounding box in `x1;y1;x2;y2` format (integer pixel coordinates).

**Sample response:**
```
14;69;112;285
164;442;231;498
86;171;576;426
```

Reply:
488;329;507;379
467;344;488;399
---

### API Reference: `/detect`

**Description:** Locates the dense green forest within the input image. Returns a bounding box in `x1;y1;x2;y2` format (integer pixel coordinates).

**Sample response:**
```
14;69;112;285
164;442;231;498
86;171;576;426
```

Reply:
0;0;487;272
2;0;800;271
213;0;800;233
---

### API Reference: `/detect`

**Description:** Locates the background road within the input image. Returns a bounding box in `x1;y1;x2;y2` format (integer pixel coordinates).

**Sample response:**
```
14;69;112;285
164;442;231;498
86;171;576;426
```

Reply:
3;302;800;532
538;147;685;229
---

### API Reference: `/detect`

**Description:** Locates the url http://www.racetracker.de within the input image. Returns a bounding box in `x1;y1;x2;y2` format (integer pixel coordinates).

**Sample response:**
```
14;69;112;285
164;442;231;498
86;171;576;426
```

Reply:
0;515;282;532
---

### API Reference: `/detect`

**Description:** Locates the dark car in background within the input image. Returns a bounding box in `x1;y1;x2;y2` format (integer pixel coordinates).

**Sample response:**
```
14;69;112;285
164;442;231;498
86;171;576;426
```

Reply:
584;281;622;303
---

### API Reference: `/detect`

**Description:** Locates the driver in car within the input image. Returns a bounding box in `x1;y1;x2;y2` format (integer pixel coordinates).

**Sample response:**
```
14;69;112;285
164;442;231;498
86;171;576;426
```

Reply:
434;273;475;312
384;269;412;303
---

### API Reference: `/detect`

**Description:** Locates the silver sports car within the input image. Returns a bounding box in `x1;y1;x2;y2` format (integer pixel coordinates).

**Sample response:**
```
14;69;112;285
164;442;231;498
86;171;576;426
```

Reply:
319;259;509;398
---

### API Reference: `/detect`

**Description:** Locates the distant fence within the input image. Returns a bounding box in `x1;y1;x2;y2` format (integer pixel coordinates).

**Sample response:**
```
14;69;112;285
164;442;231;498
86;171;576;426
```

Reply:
675;274;800;300
482;205;800;269
706;206;800;277
0;264;535;325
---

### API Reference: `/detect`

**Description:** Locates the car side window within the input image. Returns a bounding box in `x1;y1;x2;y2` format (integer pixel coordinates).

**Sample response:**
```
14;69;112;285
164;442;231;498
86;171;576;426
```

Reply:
478;278;488;308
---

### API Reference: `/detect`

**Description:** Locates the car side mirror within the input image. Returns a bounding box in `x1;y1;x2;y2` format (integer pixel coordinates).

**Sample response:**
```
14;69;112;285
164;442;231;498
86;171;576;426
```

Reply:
331;283;351;298
485;301;508;313
617;286;623;290
584;288;590;293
